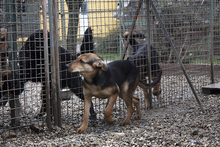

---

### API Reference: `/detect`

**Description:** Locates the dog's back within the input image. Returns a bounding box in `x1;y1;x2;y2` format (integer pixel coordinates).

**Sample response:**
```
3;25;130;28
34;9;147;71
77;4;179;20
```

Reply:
107;60;139;87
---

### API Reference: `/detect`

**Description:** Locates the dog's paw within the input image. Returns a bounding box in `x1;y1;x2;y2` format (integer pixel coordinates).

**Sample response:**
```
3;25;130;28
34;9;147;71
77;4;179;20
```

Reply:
153;90;161;96
145;103;152;110
104;117;114;124
120;121;127;126
77;127;87;133
145;106;150;110
134;114;141;120
120;119;131;126
158;97;164;103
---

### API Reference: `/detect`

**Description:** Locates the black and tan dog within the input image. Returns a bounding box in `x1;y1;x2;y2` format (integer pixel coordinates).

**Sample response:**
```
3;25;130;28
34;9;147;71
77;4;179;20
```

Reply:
68;53;161;133
124;31;162;108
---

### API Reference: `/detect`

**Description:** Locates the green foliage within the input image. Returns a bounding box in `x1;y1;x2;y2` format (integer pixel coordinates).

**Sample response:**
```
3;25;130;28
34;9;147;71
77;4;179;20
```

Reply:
96;52;121;61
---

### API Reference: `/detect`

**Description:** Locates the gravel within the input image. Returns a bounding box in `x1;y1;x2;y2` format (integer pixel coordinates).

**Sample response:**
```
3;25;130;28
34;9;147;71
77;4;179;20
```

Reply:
0;75;219;146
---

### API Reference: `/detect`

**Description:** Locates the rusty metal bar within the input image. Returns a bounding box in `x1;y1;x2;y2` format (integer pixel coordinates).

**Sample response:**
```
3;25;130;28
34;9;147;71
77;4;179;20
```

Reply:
6;0;20;127
48;0;61;127
146;0;152;108
9;94;20;127
52;0;61;127
60;0;67;49
121;0;143;60
42;0;51;131
149;0;205;113
48;0;57;125
210;0;214;83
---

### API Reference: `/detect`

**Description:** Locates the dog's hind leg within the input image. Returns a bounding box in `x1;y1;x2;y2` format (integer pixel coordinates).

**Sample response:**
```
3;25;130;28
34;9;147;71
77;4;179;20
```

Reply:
142;88;151;109
120;93;134;126
152;71;162;103
120;83;138;126
141;77;151;109
132;96;141;119
89;101;97;120
104;94;118;124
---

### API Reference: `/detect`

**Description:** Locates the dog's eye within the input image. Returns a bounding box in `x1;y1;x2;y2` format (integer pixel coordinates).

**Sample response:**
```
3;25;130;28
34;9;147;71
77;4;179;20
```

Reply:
79;59;84;63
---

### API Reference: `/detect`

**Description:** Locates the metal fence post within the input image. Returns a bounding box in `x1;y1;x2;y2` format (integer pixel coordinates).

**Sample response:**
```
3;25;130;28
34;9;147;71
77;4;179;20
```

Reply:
210;0;214;83
146;0;152;108
42;0;52;131
61;0;67;49
6;0;21;127
48;0;61;127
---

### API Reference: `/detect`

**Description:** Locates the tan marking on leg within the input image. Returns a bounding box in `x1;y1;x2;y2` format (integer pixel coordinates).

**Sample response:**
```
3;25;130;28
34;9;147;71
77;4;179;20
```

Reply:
104;94;118;124
152;72;163;102
77;96;91;133
120;93;134;126
132;96;141;119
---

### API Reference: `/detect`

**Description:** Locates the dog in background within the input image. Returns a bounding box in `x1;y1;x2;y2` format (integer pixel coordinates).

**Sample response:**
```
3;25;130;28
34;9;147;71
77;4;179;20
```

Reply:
0;27;97;120
67;53;161;133
0;28;8;69
124;31;162;108
80;27;94;54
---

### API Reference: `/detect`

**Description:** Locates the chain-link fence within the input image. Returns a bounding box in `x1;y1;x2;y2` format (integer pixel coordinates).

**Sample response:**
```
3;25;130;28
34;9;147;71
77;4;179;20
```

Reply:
0;0;219;140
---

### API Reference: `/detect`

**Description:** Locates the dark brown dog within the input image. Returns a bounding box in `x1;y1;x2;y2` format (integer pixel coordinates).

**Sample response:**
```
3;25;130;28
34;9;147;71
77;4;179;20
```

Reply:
68;53;161;133
124;31;162;108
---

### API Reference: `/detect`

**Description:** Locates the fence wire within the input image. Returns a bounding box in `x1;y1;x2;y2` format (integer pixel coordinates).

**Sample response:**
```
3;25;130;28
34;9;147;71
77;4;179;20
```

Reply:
0;0;219;139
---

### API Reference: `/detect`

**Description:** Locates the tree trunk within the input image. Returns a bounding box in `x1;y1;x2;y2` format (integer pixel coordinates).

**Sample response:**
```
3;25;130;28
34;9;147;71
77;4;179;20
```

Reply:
66;0;83;52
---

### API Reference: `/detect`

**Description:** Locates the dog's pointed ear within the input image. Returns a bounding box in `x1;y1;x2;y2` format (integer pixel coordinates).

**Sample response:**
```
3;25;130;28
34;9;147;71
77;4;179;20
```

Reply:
93;59;108;71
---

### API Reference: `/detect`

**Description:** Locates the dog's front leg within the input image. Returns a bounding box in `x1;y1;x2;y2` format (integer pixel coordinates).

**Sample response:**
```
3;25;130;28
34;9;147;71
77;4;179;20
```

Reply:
104;94;118;124
77;96;91;133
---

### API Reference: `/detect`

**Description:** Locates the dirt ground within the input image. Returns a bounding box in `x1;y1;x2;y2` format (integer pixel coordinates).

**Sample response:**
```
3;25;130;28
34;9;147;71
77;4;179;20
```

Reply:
0;91;219;146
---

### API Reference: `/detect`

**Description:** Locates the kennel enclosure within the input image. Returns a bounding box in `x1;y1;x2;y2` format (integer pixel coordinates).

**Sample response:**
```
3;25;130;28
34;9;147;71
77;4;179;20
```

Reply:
0;0;219;137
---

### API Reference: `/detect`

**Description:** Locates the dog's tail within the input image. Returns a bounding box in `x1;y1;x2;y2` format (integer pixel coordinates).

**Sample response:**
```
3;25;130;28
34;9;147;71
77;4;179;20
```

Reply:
80;27;94;54
138;70;162;88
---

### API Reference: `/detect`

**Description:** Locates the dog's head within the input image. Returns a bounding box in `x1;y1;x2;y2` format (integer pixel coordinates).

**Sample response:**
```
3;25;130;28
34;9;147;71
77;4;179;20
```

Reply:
68;53;108;77
0;28;8;51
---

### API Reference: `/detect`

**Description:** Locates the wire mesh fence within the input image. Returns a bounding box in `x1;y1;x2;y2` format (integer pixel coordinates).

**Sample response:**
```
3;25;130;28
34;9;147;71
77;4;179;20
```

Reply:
0;0;219;139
